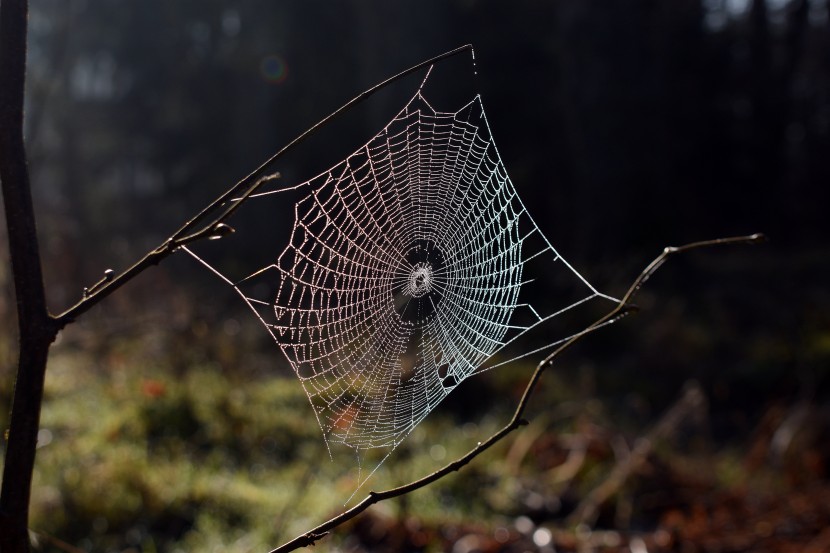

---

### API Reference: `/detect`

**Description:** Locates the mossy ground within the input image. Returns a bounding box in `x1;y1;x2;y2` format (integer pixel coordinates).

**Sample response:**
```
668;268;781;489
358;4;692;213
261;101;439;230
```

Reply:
26;337;528;552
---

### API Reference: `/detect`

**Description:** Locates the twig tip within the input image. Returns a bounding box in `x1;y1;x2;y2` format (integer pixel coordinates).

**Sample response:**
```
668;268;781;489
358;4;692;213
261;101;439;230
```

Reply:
209;223;236;240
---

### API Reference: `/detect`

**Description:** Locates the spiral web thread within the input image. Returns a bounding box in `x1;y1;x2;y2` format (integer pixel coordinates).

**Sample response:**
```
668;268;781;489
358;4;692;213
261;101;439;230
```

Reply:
186;68;617;480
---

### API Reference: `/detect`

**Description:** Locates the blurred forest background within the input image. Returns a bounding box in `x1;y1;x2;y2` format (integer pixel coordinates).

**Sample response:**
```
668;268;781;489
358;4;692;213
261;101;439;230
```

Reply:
2;0;830;552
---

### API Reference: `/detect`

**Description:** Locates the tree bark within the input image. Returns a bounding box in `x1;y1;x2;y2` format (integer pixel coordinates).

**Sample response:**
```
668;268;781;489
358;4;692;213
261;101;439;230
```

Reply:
0;1;60;552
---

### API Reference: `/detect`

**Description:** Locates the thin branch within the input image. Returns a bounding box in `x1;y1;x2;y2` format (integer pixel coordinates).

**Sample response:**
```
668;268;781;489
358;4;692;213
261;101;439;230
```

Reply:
54;44;474;327
269;232;766;553
169;44;474;242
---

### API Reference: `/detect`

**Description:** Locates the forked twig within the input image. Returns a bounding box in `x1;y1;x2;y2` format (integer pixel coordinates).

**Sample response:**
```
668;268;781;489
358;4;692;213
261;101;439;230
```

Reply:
269;232;766;553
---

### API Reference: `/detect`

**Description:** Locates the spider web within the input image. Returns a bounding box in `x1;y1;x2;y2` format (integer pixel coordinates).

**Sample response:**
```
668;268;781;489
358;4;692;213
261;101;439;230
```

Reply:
186;69;617;480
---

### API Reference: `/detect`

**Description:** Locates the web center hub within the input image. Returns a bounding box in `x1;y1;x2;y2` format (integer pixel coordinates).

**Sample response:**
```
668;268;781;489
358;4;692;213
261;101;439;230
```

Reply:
406;262;433;298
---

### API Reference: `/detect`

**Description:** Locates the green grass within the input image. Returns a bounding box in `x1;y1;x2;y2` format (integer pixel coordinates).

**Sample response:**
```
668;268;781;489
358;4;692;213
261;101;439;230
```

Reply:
26;342;534;553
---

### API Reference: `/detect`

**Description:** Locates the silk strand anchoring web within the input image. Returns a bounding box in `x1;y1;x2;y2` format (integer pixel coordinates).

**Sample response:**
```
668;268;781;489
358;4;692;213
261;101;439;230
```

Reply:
186;67;618;483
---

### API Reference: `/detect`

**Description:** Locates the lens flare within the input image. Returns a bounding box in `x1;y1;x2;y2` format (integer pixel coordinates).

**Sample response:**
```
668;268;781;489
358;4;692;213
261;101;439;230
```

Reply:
260;54;288;84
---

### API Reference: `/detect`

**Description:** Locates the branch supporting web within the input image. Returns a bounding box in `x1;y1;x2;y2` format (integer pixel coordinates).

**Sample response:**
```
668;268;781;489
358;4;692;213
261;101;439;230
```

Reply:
188;70;617;473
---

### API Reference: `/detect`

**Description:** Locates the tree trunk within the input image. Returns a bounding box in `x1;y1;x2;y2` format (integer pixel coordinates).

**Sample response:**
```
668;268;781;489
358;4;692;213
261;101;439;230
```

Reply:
0;1;60;552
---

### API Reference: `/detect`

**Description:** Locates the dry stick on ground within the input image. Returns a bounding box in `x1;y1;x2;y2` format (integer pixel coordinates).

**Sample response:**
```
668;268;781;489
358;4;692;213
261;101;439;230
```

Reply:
567;381;707;527
269;233;766;553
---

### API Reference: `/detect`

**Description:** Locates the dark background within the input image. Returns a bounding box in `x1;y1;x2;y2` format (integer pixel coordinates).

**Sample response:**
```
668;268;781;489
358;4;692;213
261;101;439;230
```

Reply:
17;0;829;414
2;0;830;551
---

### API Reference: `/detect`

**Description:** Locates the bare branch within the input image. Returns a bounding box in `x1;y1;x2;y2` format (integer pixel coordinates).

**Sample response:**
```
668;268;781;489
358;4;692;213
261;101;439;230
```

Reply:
169;44;474;243
269;232;765;553
54;44;475;327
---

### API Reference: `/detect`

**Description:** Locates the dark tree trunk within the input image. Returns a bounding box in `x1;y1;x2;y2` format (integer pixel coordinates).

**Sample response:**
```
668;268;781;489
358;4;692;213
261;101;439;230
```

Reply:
0;1;60;552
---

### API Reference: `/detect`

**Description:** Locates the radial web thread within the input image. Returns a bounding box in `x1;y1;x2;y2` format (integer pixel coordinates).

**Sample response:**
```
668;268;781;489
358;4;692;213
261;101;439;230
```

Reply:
187;73;617;470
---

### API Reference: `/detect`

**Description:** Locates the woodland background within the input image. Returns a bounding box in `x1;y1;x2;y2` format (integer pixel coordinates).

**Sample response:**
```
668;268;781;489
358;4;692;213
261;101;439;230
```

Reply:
1;0;830;552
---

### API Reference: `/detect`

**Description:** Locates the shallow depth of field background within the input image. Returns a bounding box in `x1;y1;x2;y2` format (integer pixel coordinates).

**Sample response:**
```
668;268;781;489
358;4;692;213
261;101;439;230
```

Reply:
1;1;830;552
